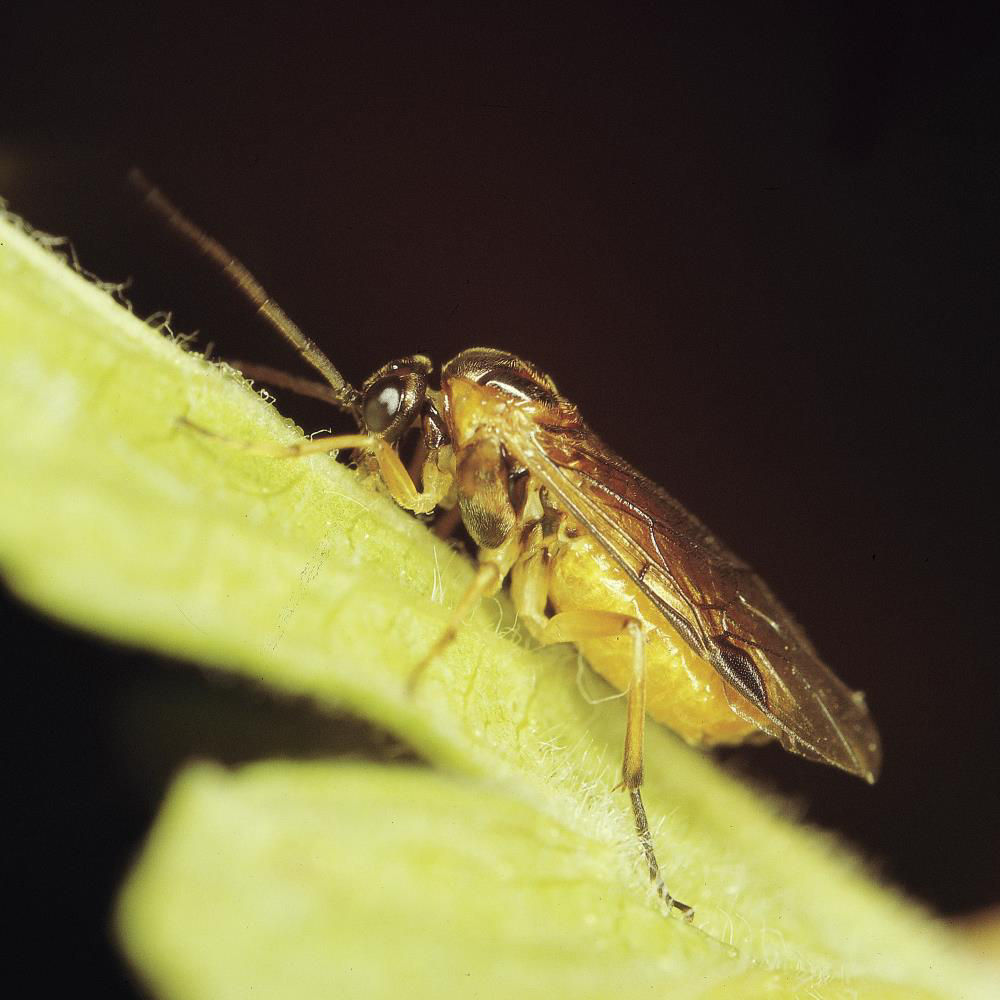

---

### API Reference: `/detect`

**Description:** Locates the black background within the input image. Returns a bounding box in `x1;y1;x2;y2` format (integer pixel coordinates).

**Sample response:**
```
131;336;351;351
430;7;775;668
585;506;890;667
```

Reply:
3;4;998;994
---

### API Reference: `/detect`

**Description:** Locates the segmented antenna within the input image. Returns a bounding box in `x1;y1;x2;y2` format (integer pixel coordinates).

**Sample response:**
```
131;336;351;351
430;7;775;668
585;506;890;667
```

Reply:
127;168;360;414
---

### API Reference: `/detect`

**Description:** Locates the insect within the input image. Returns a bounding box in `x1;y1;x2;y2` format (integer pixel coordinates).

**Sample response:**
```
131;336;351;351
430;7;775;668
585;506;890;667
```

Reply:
131;170;882;918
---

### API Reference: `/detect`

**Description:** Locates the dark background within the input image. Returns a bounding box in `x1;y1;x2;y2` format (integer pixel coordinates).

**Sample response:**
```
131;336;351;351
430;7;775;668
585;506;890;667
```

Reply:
3;4;997;993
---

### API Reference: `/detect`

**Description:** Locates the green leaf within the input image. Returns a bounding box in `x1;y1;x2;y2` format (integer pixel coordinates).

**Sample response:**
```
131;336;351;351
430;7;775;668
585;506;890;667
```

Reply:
0;210;990;998
116;761;952;1000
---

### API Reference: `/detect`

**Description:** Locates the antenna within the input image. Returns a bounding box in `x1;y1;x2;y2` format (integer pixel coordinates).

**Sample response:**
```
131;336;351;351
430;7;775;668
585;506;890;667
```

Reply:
127;168;360;414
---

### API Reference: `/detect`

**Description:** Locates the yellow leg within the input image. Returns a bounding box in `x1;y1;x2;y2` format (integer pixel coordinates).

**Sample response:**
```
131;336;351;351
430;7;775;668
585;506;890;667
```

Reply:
178;416;373;456
532;606;693;918
406;562;501;695
375;443;451;514
178;416;447;514
508;538;550;639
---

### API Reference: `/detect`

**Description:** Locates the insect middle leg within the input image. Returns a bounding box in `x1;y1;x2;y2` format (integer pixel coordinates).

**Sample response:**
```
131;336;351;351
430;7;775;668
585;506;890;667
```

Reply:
511;550;693;917
406;561;501;694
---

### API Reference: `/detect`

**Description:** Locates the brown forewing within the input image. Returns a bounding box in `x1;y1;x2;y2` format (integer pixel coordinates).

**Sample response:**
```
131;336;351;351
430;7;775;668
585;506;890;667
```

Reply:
510;405;881;783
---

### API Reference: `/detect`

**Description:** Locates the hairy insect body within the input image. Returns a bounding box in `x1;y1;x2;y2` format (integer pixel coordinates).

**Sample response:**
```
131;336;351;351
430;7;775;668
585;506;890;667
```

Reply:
455;438;516;551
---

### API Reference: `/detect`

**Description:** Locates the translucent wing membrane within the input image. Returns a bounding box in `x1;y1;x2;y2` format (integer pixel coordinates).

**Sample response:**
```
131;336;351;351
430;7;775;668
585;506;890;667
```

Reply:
513;417;881;783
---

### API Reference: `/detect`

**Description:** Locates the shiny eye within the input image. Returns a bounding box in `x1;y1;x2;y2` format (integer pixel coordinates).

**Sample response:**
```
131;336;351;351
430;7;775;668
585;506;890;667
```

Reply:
358;356;432;442
362;376;404;432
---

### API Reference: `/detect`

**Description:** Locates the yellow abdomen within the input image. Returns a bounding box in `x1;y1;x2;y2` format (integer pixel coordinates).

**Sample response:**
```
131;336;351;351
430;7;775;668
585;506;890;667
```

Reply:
547;534;761;748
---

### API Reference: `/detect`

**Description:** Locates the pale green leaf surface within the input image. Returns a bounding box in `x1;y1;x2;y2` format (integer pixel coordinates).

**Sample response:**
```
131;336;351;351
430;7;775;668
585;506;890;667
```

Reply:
0;211;992;998
118;761;953;1000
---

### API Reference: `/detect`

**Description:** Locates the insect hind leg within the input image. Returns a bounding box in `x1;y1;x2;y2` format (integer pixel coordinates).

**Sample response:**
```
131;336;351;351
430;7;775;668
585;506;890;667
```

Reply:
510;566;694;918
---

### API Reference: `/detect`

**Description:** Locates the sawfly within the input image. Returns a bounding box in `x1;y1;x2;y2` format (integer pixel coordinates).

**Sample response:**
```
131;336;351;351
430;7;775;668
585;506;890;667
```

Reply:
131;170;882;917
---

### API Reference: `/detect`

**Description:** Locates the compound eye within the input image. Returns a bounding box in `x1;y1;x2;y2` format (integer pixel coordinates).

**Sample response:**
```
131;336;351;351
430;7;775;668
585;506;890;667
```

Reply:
362;376;404;433
359;357;431;441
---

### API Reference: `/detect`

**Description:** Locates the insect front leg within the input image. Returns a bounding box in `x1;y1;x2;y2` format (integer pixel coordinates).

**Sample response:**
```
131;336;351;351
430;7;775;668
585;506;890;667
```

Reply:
372;439;453;515
178;417;449;514
178;416;374;457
